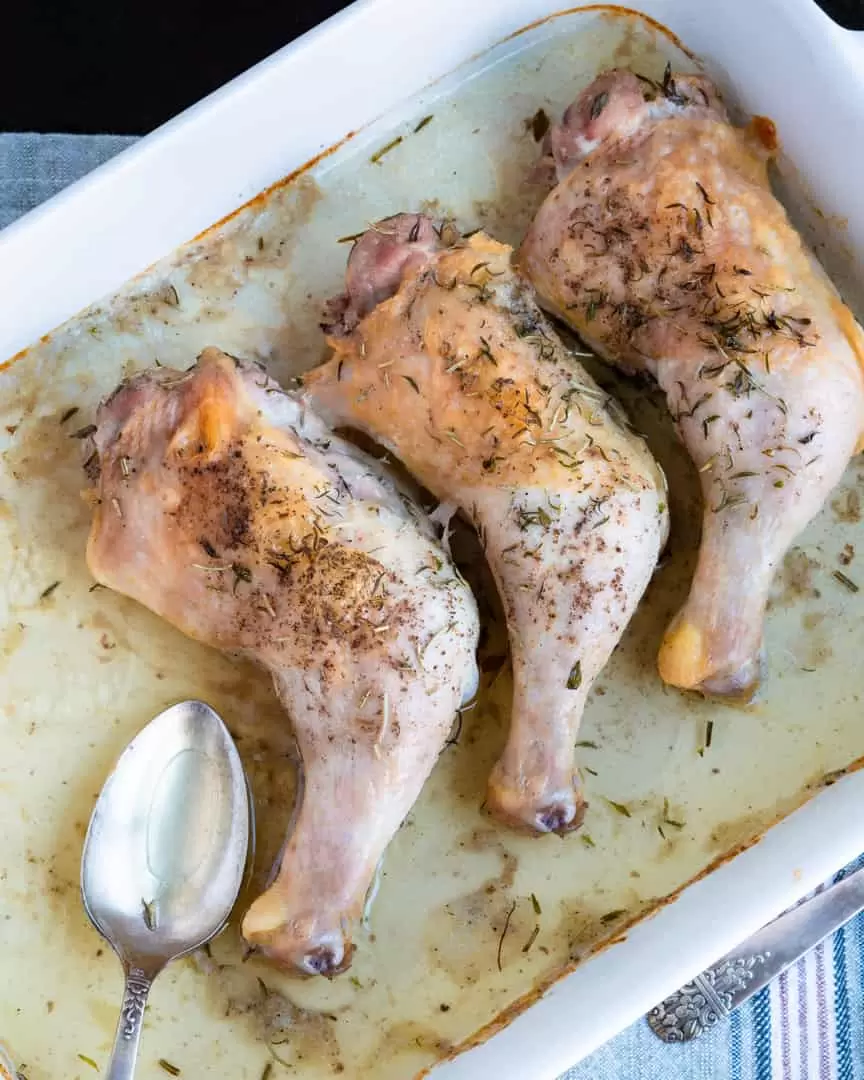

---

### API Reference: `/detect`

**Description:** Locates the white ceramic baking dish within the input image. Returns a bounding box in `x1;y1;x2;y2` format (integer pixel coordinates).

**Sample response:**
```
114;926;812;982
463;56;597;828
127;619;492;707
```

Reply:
1;3;864;1079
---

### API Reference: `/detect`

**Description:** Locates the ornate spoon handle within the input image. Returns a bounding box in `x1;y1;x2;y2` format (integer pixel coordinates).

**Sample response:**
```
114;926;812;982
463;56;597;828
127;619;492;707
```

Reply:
105;966;154;1079
647;863;864;1042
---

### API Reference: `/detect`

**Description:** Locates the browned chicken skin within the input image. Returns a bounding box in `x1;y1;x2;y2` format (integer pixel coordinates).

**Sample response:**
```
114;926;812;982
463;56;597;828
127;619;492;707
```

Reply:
86;348;479;975
520;68;864;698
306;215;667;836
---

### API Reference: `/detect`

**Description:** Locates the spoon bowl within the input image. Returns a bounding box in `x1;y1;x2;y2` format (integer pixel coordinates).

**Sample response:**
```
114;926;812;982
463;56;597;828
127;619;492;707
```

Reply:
81;700;250;1078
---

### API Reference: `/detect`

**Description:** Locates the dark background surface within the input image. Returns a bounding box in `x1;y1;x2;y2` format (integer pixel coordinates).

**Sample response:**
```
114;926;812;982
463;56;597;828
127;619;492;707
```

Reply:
1;0;862;134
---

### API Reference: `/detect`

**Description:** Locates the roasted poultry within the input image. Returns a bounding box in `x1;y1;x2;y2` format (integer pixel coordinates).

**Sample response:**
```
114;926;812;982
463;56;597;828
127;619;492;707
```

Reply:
86;347;479;975
520;67;864;698
305;215;667;836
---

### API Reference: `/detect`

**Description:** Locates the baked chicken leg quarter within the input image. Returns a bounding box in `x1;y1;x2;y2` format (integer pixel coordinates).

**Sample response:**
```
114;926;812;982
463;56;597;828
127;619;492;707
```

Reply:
305;215;667;835
86;347;479;975
520;68;864;698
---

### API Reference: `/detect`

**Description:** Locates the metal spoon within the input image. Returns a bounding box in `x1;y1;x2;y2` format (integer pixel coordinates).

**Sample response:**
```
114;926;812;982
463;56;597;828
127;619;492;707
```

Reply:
81;700;250;1079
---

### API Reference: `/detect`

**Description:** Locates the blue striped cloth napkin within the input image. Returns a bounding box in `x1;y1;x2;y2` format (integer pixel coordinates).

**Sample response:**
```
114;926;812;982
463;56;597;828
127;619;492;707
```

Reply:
1;131;862;1080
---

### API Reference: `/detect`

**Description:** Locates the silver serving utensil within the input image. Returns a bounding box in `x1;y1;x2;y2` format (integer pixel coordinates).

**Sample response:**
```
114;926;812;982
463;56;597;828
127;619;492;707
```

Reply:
81;700;250;1079
647;862;864;1042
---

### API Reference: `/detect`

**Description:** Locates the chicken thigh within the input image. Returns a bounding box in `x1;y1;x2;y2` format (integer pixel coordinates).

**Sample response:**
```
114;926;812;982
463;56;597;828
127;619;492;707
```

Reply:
305;215;667;835
520;68;864;698
86;347;479;975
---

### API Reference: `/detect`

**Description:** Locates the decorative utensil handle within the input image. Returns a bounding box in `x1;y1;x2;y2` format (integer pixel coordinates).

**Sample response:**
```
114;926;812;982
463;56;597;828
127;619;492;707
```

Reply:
648;863;864;1042
646;952;771;1042
105;967;152;1079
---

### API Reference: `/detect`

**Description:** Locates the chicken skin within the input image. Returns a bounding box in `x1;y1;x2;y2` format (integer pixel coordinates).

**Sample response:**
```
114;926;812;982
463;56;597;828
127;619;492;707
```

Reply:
305;215;667;836
86;347;479;975
520;68;864;698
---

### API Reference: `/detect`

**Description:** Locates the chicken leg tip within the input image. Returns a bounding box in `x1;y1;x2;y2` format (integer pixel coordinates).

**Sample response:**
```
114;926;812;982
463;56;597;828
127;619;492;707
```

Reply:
300;943;354;978
536;799;587;836
486;783;587;836
698;654;764;701
658;617;763;700
243;918;354;976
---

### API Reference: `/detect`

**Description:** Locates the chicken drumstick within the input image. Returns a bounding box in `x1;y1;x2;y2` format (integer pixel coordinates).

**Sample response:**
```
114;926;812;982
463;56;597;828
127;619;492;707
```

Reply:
306;216;667;835
520;68;864;698
86;347;479;975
